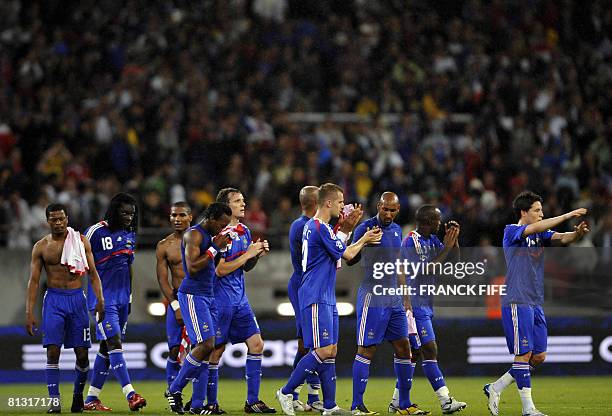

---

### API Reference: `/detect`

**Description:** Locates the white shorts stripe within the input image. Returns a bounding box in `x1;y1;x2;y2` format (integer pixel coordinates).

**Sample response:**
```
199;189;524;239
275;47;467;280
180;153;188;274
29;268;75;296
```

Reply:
312;304;319;348
358;293;372;345
187;294;203;343
511;303;519;355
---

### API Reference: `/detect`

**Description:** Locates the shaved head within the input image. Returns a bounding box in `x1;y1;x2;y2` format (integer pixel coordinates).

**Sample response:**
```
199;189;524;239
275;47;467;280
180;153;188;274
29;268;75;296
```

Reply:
379;192;399;205
377;191;400;226
299;185;318;210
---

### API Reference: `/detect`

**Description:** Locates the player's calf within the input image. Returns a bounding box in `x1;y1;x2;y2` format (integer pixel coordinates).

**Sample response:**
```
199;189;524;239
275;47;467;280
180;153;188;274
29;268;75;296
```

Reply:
46;346;61;412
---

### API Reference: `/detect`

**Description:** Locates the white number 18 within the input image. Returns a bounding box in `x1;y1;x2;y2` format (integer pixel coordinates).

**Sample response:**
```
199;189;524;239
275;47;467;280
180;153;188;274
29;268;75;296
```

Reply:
101;236;113;250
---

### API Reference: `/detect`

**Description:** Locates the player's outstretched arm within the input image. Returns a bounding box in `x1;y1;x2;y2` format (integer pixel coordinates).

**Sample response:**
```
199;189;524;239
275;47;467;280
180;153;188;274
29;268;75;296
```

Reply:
216;240;265;277
551;220;590;245
342;226;382;261
523;208;587;237
82;236;105;322
25;241;44;336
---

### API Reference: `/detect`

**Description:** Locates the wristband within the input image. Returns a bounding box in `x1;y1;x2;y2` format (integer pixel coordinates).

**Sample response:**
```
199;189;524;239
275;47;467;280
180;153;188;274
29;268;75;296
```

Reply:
336;231;348;243
206;246;218;259
170;300;180;311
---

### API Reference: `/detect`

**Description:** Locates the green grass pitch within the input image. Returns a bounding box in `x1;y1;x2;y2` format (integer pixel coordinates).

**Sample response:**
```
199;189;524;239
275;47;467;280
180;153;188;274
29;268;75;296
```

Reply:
0;376;610;415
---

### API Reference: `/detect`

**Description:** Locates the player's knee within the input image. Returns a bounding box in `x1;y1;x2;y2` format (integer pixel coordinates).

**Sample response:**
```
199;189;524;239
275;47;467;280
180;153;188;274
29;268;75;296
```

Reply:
392;340;411;359
531;352;546;366
247;336;264;354
76;356;89;369
192;340;214;361
421;341;437;360
46;346;60;364
168;346;180;361
357;345;376;360
75;348;89;367
106;336;121;351
316;344;336;360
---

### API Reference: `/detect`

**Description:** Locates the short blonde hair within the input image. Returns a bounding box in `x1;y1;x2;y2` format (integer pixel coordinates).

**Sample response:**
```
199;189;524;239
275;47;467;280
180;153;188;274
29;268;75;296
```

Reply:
317;183;344;207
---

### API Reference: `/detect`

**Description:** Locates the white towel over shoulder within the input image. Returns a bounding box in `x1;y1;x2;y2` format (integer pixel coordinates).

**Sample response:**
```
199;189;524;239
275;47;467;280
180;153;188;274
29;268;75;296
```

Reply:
61;227;89;276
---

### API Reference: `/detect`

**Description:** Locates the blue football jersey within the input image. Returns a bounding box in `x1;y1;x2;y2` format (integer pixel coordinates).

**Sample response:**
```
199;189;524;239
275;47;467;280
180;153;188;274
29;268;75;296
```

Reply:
353;216;402;305
85;221;135;309
402;230;444;308
502;223;554;306
298;218;346;309
288;215;310;289
214;223;252;306
179;223;217;297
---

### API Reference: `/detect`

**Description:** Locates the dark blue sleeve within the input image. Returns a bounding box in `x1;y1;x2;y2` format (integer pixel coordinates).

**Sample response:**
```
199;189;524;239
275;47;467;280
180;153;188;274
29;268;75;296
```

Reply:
87;227;102;261
352;222;366;243
318;222;346;261
128;231;136;264
503;224;527;247
289;221;302;265
542;229;555;241
401;234;421;262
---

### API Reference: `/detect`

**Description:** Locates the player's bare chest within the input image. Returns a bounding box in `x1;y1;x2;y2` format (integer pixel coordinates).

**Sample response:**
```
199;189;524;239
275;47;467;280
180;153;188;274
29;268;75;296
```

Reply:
43;241;64;265
166;240;183;266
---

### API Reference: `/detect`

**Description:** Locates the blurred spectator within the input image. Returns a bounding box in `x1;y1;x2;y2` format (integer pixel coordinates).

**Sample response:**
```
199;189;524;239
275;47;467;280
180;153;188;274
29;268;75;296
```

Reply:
0;0;608;249
244;197;268;242
4;190;31;249
267;196;296;249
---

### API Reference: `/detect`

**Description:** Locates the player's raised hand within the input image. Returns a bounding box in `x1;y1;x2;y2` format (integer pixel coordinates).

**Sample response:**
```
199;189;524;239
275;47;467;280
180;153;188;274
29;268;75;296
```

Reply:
443;224;459;247
257;239;270;257
213;233;231;250
338;203;363;233
446;221;461;247
247;240;266;258
565;208;587;219
574;221;590;238
364;226;383;244
25;315;37;336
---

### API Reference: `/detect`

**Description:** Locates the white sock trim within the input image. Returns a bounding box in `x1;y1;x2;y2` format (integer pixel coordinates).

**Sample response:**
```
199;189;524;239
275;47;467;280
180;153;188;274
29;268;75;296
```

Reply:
87;386;101;397
122;384;135;398
435;386;450;404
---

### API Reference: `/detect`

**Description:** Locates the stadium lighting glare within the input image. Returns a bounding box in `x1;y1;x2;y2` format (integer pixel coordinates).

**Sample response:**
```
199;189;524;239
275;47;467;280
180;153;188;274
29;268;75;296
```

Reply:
336;302;354;316
277;302;295;316
147;302;166;317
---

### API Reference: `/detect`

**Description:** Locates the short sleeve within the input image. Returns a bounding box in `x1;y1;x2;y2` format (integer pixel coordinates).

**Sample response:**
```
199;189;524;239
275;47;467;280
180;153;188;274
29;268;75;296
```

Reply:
542;229;555;241
318;222;346;261
401;234;421;262
503;224;527;247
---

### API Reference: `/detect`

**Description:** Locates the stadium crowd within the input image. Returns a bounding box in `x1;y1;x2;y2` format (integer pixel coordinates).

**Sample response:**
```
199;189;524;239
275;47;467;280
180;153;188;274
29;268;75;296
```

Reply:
0;0;610;248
